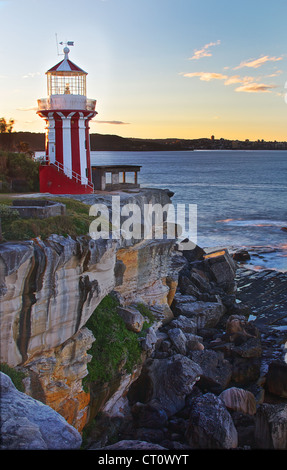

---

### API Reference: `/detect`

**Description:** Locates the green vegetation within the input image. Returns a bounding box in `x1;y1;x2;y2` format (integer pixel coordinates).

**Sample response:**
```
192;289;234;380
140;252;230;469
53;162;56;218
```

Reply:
136;302;156;335
136;302;155;324
0;363;26;392
83;295;142;387
0;150;40;192
0;203;19;220
0;197;93;241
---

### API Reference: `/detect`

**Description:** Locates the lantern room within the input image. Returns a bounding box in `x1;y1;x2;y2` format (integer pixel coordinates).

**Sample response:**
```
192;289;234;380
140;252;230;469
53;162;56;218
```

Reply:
46;47;87;96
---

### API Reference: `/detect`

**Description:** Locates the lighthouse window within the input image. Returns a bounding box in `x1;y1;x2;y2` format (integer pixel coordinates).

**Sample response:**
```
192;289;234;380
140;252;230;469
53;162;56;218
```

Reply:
48;73;86;96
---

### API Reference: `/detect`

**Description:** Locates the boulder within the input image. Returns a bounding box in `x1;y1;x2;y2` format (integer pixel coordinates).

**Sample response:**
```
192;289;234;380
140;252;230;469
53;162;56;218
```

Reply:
191;349;232;393
185;283;202;298
232;250;251;261
0;372;82;450
225;316;262;360
181;244;206;263
189;271;212;293
231;356;261;385
185;333;204;352
129;355;202;417
168;328;187;355
230;411;256;448
226;314;248;336
131;401;168;429
255;403;287;449
186;393;238;449
140;326;158;351
178;274;198;295
231;336;262;358
265;361;287;398
170;315;197;334
226;315;260;340
171;294;226;329
117;306;145;333
203;250;237;291
219;387;257;415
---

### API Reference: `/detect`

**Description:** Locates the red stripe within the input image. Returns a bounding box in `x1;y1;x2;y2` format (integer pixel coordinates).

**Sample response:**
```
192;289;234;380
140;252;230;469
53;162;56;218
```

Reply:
71;116;81;176
67;59;86;73
47;59;65;72
55;116;63;165
85;120;92;182
47;59;86;73
45;122;49;156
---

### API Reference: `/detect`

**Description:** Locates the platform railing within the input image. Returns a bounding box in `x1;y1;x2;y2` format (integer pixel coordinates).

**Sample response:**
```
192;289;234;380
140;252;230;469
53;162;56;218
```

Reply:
41;156;94;190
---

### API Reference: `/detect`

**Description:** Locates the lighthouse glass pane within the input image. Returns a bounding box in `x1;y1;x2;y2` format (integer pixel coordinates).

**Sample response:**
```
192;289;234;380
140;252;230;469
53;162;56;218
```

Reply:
48;73;86;96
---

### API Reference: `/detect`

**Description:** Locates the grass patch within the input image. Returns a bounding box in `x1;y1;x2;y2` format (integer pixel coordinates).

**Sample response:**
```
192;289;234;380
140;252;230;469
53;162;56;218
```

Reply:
136;302;155;325
136;302;156;336
83;294;142;388
0;363;26;392
0;197;93;241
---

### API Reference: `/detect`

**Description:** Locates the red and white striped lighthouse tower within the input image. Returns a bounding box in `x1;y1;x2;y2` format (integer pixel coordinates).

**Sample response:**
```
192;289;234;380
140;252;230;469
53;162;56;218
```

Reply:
37;45;97;194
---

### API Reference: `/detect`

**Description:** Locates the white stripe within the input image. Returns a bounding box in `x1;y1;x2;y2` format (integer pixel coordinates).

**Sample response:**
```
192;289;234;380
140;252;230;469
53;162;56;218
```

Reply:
78;114;87;184
60;114;72;176
47;114;55;164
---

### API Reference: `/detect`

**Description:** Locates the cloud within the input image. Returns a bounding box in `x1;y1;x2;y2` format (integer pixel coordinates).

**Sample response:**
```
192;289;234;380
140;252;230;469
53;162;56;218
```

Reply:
94;120;130;125
224;75;244;85
182;70;278;95
22;72;41;79
183;72;228;81
235;83;277;93
267;70;283;78
189;40;221;60
224;75;255;86
234;55;283;70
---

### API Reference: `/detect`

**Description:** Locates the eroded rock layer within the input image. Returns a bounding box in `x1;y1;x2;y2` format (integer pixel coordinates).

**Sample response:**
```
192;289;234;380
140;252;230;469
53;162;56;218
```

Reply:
0;189;183;430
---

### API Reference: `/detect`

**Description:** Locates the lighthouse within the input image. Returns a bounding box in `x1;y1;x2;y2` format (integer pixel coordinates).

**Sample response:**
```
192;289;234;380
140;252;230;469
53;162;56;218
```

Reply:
37;45;97;194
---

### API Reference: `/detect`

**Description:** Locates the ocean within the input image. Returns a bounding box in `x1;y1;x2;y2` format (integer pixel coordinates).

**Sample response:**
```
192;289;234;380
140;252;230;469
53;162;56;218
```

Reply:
91;149;287;272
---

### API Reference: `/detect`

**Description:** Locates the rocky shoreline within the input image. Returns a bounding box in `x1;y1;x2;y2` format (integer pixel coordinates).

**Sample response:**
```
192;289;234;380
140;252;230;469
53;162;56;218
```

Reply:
1;241;286;450
85;247;287;450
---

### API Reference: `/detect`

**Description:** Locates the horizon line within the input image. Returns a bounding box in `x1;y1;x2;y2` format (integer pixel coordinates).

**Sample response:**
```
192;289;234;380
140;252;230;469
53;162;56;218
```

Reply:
5;130;287;144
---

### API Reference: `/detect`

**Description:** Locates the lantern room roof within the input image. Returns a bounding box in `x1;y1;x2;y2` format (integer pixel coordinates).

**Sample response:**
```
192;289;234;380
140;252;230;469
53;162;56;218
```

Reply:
46;47;87;75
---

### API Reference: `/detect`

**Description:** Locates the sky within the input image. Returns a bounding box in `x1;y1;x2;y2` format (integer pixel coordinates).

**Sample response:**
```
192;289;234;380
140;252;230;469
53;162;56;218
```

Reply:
0;0;286;141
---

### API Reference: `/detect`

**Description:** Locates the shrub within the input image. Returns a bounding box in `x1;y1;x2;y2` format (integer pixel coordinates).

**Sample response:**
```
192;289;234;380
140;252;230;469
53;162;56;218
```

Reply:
0;151;40;192
0;204;19;220
84;295;141;387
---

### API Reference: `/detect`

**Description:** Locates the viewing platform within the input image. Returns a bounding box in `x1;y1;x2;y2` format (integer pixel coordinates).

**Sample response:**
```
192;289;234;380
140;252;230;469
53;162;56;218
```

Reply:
91;165;141;191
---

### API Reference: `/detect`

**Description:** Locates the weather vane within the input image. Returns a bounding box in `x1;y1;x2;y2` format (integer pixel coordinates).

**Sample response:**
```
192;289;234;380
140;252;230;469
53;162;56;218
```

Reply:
55;33;74;56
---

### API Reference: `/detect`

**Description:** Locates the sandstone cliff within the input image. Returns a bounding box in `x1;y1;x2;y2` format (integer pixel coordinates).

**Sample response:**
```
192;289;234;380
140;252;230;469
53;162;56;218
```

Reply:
0;189;184;431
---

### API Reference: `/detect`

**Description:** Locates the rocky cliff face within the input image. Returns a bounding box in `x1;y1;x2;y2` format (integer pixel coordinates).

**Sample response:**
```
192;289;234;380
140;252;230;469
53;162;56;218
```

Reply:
0;189;184;431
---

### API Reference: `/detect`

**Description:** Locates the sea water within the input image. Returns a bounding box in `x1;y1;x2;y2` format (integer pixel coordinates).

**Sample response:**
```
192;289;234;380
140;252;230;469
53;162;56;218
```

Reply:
91;149;287;271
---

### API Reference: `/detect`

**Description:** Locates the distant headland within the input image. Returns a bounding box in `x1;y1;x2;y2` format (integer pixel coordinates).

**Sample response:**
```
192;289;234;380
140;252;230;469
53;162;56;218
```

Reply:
0;131;286;152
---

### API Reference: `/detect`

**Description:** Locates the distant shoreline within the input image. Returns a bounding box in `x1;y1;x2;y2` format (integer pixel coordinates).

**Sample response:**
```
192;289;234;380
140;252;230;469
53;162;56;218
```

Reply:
1;131;286;153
